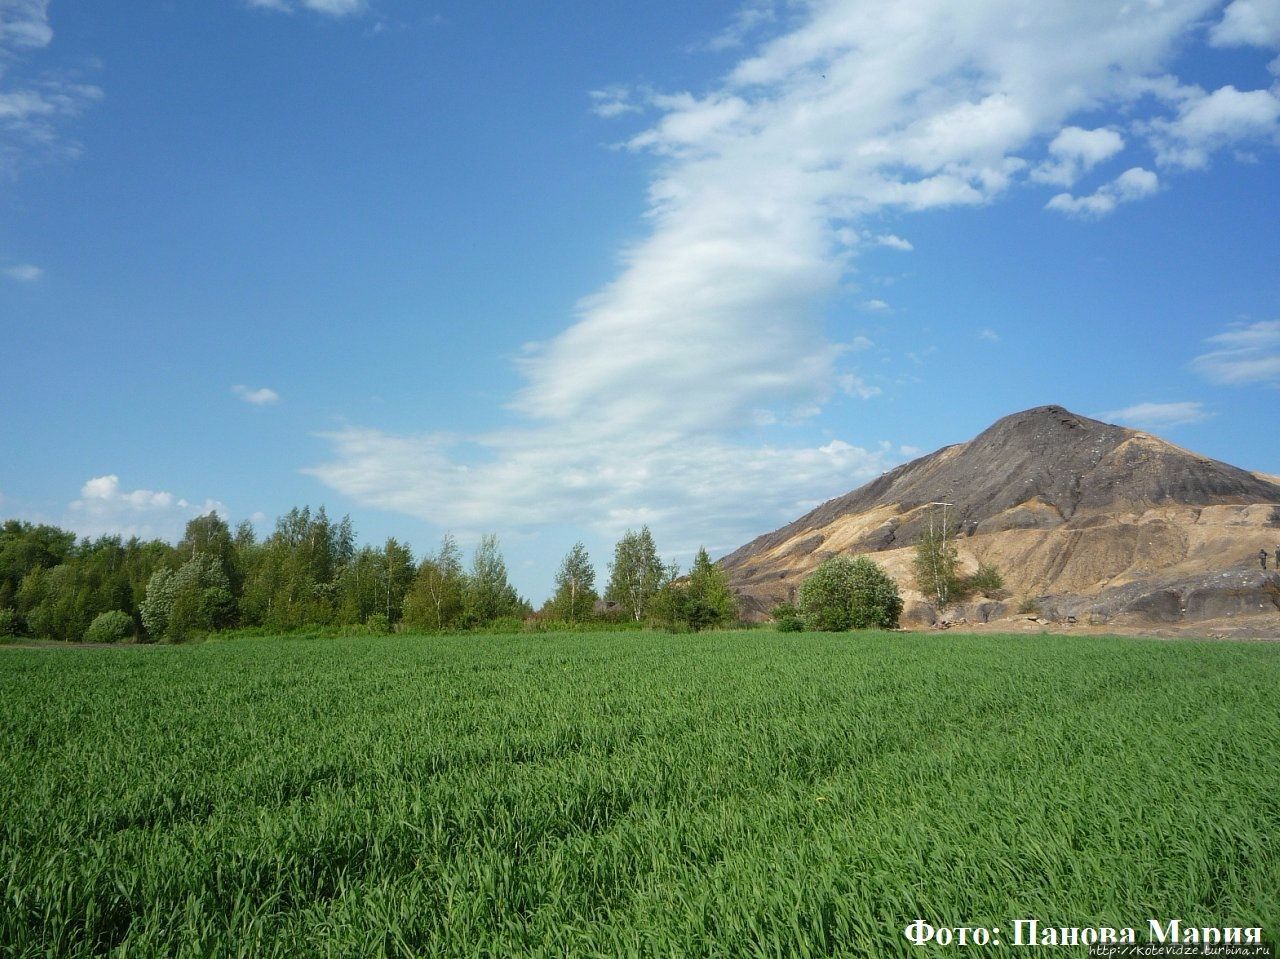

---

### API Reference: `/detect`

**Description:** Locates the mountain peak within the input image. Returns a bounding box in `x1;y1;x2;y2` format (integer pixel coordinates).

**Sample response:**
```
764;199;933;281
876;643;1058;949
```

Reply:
720;406;1280;620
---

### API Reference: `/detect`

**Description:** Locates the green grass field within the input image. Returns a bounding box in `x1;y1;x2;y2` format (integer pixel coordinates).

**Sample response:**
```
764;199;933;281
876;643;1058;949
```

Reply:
2;631;1278;957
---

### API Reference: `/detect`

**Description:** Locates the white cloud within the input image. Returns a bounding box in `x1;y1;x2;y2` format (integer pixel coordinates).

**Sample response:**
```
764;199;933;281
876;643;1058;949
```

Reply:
1032;126;1125;186
860;298;891;312
588;85;641;119
232;384;281;405
2;263;41;281
1148;84;1280;169
1209;0;1280;48
307;427;894;548
67;475;228;541
302;0;364;13
311;0;1270;551
838;373;881;399
0;0;52;49
246;0;366;15
0;2;102;175
1046;166;1159;217
874;233;913;251
1099;401;1211;429
1191;320;1280;386
978;327;1000;342
703;0;778;52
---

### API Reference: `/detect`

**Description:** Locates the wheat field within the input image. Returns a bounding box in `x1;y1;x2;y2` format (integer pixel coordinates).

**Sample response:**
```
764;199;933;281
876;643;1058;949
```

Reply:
2;631;1277;957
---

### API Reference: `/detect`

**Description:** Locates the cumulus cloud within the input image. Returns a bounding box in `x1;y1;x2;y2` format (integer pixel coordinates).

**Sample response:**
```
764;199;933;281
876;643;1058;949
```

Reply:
1209;0;1280;48
1099;401;1211;429
1046;166;1159;217
978;327;1000;342
1192;320;1280;386
1148;84;1280;169
67;475;228;541
1032;126;1125;186
311;0;1272;552
232;384;281;405
2;263;41;281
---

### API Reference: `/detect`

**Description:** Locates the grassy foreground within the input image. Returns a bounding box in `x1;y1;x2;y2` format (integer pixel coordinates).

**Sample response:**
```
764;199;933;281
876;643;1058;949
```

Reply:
1;631;1277;957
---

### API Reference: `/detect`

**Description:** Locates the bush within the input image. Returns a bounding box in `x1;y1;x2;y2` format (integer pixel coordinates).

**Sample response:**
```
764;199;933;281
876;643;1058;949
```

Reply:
799;555;903;631
0;608;21;638
518;617;646;634
84;610;133;644
468;615;527;635
365;613;391;634
1017;596;1041;615
965;563;1005;598
770;602;805;632
770;602;799;620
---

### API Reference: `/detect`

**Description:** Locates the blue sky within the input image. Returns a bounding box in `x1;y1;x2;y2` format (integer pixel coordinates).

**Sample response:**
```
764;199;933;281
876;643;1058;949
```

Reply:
3;0;1278;602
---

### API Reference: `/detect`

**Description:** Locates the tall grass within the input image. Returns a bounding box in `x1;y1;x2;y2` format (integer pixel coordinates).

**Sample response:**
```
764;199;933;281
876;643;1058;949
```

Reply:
1;631;1277;957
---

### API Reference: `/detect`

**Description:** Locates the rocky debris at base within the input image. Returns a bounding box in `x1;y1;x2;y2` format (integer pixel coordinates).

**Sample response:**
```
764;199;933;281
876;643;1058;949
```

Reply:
1033;568;1280;626
903;568;1280;640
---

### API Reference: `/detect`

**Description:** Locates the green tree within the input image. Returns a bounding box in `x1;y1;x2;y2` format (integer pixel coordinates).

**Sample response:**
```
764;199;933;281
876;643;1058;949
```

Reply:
551;542;597;623
335;547;381;626
684;547;737;630
142;554;235;642
377;537;415;625
606;527;665;622
402;534;465;632
799;555;902;631
178;513;243;595
462;534;522;626
239;506;352;629
649;560;686;630
0;521;75;610
17;546;121;642
4;530;177;641
139;567;176;641
912;511;963;608
0;523;64;598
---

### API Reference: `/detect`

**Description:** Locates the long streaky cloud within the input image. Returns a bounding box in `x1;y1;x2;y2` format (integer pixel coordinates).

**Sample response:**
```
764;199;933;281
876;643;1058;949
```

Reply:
310;0;1280;551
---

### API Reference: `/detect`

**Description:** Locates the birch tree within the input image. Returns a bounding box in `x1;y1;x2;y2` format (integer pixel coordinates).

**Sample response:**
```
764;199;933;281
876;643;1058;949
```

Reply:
551;542;597;623
605;527;665;622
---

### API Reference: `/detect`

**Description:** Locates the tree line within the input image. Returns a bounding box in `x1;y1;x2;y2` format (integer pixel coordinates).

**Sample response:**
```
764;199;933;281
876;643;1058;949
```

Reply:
0;510;737;643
